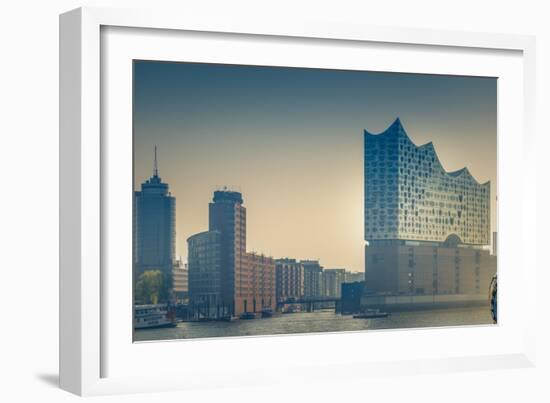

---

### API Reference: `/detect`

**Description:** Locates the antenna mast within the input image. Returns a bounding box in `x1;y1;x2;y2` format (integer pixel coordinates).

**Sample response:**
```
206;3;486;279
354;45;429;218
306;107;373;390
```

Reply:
153;145;158;176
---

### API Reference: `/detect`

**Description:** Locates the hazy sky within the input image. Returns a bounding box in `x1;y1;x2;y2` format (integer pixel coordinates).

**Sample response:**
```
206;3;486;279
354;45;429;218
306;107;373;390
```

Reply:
134;61;497;273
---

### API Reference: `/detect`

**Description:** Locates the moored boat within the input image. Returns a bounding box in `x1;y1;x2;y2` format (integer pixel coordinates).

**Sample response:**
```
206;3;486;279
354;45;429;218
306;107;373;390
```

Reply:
353;309;390;319
220;315;238;322
134;304;177;329
239;312;259;320
281;304;302;314
261;308;281;318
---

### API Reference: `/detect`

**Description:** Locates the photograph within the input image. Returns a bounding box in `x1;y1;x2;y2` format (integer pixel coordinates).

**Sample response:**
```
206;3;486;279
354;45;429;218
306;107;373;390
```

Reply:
132;60;498;341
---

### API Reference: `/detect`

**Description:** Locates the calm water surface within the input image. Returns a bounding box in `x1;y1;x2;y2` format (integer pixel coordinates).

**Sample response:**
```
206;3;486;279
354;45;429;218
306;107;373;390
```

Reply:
134;306;493;342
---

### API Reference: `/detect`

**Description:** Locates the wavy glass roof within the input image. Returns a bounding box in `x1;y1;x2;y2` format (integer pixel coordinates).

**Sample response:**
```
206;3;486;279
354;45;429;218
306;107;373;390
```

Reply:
364;118;489;186
364;118;490;245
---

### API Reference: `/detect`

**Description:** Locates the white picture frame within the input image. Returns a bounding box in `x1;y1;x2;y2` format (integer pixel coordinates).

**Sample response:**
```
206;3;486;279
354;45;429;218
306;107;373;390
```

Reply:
59;6;537;396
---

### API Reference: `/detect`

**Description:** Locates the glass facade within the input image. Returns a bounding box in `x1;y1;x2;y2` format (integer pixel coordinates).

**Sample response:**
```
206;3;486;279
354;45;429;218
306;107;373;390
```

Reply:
134;172;176;276
187;230;223;314
364;118;490;246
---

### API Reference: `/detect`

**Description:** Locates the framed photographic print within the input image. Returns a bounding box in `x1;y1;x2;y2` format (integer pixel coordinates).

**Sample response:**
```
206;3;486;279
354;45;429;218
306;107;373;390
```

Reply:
132;61;497;342
60;7;537;396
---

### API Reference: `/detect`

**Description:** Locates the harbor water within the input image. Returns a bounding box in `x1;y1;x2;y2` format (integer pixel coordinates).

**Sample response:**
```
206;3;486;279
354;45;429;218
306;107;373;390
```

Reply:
134;305;493;342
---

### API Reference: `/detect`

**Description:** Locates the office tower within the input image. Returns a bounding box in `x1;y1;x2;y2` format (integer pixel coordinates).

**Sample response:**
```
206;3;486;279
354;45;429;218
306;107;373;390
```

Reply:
134;147;176;301
188;190;276;316
187;230;223;317
364;118;496;296
208;190;247;313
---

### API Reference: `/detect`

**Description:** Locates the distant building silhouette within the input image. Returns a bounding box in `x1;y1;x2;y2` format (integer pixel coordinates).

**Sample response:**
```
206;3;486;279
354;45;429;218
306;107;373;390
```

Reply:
344;271;365;284
322;268;346;298
364;119;496;296
172;259;189;304
134;147;176;301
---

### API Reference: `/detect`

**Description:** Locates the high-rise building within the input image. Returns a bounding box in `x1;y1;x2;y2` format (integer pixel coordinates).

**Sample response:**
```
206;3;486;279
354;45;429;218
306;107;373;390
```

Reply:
188;190;276;316
301;260;323;297
364;118;490;244
323;268;346;298
364;119;496;296
134;147;176;300
275;258;305;302
187;230;223;316
208;190;247;313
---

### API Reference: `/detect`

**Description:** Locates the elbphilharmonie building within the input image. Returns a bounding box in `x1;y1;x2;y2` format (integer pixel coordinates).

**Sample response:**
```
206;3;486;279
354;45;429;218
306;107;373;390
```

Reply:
364;119;496;297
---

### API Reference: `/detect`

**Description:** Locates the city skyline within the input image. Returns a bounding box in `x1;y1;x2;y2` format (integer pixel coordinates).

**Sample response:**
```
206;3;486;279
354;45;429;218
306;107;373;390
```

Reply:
134;61;497;273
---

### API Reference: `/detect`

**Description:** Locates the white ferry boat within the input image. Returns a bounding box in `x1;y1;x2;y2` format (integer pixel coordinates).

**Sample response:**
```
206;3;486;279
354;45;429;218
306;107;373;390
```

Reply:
134;304;177;329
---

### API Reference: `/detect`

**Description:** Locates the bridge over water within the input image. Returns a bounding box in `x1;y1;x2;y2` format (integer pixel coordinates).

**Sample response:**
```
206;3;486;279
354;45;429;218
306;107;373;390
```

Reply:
277;296;341;312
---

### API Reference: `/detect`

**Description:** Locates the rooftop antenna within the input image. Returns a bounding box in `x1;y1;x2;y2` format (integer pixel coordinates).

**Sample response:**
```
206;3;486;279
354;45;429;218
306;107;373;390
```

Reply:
153;145;158;177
